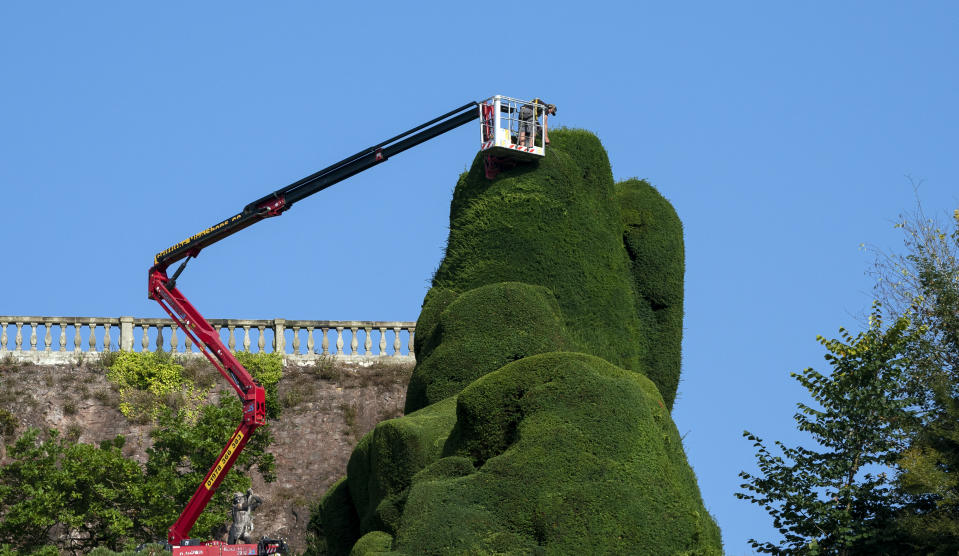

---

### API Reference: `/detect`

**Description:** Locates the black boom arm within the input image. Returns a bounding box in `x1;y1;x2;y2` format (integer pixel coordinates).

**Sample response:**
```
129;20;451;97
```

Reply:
152;101;480;272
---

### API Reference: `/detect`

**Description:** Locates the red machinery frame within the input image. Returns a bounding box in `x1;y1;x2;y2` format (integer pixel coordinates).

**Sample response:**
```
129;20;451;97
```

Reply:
149;259;268;545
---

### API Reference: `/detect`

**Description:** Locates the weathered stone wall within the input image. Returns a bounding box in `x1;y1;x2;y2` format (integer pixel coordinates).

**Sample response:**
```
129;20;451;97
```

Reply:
0;357;413;553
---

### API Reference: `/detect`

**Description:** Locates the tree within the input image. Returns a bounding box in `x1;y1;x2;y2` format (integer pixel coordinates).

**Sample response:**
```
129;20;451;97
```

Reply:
139;396;276;541
737;309;918;554
137;352;281;541
870;205;959;551
870;205;959;404
0;429;147;553
739;201;959;553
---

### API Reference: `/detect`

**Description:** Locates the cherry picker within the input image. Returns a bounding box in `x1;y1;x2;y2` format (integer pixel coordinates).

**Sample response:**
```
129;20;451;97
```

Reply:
148;96;550;554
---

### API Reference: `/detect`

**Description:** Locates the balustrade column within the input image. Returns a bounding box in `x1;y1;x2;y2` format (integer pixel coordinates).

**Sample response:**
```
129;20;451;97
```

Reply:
104;323;112;352
228;325;236;352
273;319;286;355
292;326;300;355
30;322;38;351
408;329;415;355
155;325;163;352
258;326;265;353
142;324;150;351
43;323;52;352
120;317;134;351
15;322;23;352
169;324;177;353
243;325;251;353
306;326;315;354
87;320;97;352
350;326;358;355
76;323;83;352
364;326;372;355
0;321;7;353
393;327;401;356
59;322;67;352
335;326;344;355
88;320;99;353
379;327;387;355
321;327;329;355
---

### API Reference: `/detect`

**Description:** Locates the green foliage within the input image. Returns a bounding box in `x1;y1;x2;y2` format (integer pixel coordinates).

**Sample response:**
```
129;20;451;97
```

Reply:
0;412;275;550
0;545;58;556
345;396;458;537
738;308;917;554
405;282;574;412
0;351;280;550
105;351;208;421
395;353;720;555
0;409;16;439
0;354;22;374
871;206;959;389
433;129;648;378
878;206;959;551
351;530;393;554
321;129;713;554
616;178;685;409
234;351;284;419
0;428;147;553
737;203;959;553
319;478;361;556
304;499;329;556
893;392;959;552
104;351;282;424
140;397;276;541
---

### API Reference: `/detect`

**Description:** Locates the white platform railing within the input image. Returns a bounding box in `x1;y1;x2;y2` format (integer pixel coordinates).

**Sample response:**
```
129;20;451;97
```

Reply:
0;316;416;365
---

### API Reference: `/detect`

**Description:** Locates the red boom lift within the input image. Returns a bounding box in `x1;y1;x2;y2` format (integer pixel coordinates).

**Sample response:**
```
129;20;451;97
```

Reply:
148;96;550;554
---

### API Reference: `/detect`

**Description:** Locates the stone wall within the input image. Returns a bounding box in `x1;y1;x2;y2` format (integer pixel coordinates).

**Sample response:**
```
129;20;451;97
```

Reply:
0;356;414;553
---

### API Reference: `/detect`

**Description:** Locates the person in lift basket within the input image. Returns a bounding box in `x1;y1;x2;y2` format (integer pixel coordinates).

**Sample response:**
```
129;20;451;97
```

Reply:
518;99;557;148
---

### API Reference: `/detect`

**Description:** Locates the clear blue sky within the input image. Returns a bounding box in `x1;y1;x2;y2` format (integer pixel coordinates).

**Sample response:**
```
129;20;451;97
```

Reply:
2;2;958;553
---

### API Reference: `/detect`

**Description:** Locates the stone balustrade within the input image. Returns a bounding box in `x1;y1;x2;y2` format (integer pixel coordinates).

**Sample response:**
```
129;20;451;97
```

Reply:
0;316;416;366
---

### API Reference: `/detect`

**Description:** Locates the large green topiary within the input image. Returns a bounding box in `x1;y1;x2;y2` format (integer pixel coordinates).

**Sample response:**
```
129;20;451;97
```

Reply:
396;353;720;555
317;129;719;554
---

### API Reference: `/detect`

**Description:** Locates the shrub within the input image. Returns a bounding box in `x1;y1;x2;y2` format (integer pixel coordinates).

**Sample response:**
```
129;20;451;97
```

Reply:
0;409;16;439
105;351;209;422
234;351;283;418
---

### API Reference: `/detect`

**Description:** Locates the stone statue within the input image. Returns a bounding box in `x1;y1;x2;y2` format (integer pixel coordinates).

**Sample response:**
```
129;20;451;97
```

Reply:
228;488;262;544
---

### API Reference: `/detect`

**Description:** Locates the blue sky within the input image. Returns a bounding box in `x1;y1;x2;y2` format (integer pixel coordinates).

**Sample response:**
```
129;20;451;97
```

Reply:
2;2;958;553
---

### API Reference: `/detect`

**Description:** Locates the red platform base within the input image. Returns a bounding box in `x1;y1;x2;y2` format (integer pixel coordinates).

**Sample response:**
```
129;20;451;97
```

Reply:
173;544;257;556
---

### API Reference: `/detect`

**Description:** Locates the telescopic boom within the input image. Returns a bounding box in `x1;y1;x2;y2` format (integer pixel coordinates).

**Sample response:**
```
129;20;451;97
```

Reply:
149;101;480;546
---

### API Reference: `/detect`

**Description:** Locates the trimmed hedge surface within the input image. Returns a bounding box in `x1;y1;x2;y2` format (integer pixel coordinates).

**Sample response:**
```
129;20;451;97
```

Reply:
616;178;685;409
397;353;721;555
405;282;574;413
318;129;718;554
430;130;647;379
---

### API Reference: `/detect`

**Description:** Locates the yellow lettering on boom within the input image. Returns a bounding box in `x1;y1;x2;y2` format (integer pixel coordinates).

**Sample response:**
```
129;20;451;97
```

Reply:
154;213;244;264
204;430;244;490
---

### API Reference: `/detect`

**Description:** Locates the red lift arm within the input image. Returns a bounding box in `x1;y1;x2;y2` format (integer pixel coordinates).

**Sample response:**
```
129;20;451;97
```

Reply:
150;101;480;545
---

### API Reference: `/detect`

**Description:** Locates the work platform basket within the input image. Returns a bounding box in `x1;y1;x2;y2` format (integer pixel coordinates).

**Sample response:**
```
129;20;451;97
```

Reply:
479;95;549;160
